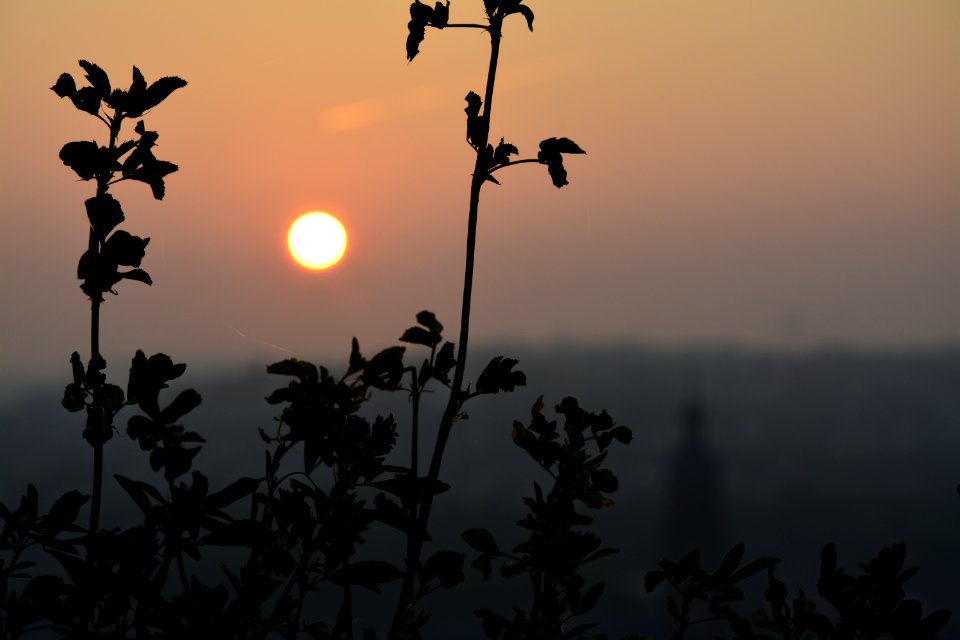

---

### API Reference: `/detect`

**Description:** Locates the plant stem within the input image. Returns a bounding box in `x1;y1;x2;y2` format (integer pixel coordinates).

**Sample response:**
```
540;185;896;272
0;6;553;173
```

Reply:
388;16;503;638
86;115;121;552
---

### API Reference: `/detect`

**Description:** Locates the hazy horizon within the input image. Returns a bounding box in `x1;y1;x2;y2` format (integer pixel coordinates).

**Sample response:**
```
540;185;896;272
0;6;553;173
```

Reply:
2;1;959;394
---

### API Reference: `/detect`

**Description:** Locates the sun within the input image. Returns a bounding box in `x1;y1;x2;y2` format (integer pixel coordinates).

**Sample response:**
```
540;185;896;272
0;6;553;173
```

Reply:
287;212;348;270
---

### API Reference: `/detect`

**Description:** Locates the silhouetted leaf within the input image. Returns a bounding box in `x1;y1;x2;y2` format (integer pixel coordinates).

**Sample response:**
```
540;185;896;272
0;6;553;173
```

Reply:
920;609;952;637
515;4;534;30
431;1;450;28
115;474;165;515
715;542;745;579
362;346;406;390
499;1;534;30
422;550;465;589
463;528;500;554
159;388;202;423
476;356;526;394
206;477;261;511
61;383;86;412
52;68;101;115
130;157;178;200
465;92;485;148
59;141;110;181
69;351;84;385
120;268;152;286
348;337;366;375
103;230;149;267
85;194;125;242
491;138;519;166
143;76;188;113
433;341;456;384
45;491;89;532
79;60;111;100
51;73;77;100
730;556;779;583
369;476;450;501
537;137;587;188
399;326;438;347
329;560;404;593
267;358;319;383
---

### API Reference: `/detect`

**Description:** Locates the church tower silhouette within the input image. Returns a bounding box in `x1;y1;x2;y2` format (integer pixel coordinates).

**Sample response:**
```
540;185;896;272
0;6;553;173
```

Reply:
659;396;728;564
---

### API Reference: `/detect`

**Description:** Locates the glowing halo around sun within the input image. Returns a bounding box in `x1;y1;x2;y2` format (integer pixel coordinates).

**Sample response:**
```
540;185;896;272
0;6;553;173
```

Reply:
287;212;348;270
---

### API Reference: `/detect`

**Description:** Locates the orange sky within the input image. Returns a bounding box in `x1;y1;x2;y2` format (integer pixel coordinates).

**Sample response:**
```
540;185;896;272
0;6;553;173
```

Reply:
1;1;959;396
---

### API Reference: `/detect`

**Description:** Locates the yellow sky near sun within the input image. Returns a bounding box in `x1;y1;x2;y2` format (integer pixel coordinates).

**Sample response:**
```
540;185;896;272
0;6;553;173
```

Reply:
1;1;959;391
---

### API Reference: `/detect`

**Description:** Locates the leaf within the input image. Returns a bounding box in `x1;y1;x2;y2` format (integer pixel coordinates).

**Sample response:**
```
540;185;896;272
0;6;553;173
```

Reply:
85;194;125;242
406;20;427;61
51;73;77;99
422;550;465;589
103;230;150;267
347;337;366;375
206;477;261;511
61;383;86;412
120;268;153;286
433;342;456;384
464;92;485;148
730;556;780;583
59;141;109;181
415;309;443;334
114;474;165;515
368;476;450;502
462;528;500;554
515;4;534;31
78;60;111;100
431;1;450;28
537;137;587;188
45;491;89;531
130;158;179;200
362;346;406;390
158;388;202;424
715;542;745;579
267;358;318;383
644;570;667;593
491;138;519;166
69;351;85;385
475;356;526;394
143;76;188;113
399;326;439;348
329;560;404;593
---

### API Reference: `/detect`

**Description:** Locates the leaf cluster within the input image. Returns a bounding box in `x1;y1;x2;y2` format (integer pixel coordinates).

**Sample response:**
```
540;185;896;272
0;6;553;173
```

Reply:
646;541;952;640
53;61;185;301
463;397;632;639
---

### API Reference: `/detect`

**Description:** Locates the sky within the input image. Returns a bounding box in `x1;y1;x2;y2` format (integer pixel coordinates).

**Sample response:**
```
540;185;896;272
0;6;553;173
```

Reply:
1;1;959;398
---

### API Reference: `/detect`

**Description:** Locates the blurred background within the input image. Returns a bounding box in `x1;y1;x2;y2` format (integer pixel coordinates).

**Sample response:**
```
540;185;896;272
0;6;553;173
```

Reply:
1;1;958;636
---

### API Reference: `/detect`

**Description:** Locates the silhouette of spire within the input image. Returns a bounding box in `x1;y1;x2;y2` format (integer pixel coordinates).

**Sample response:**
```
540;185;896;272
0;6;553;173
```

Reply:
659;395;727;563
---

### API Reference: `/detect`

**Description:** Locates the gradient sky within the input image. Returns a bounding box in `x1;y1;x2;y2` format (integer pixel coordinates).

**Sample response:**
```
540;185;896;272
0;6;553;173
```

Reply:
1;1;959;398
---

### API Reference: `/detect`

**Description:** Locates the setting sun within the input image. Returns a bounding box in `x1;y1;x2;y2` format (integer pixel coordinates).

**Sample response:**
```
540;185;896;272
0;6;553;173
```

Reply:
287;212;347;270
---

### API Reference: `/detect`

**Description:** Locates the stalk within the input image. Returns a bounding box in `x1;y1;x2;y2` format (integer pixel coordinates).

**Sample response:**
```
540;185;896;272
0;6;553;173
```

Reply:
86;115;121;549
388;16;503;637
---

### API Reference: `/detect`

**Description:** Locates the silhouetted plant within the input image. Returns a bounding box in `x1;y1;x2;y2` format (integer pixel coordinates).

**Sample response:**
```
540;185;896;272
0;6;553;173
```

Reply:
464;397;632;639
645;541;952;640
390;2;587;634
1;4;955;640
52;60;186;542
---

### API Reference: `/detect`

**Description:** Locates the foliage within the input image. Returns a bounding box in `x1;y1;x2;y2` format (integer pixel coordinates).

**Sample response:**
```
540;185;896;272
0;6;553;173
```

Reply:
645;542;952;640
0;3;954;640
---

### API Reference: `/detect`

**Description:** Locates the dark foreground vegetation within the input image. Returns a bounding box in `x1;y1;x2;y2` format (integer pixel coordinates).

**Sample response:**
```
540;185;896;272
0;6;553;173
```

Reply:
1;2;954;638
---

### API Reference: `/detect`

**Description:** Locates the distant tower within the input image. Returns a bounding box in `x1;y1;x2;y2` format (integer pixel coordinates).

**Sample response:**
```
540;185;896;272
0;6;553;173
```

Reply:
659;396;727;564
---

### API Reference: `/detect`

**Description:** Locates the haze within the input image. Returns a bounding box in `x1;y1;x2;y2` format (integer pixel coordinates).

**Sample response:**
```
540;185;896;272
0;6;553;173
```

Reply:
1;1;958;399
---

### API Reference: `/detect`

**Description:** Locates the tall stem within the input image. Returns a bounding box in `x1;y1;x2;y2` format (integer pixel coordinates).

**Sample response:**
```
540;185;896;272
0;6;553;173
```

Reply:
86;115;120;550
388;18;503;637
